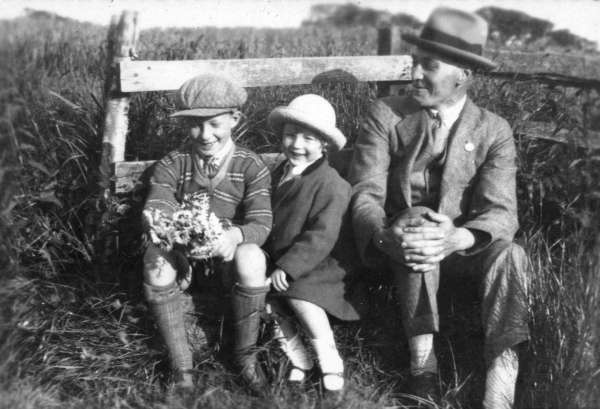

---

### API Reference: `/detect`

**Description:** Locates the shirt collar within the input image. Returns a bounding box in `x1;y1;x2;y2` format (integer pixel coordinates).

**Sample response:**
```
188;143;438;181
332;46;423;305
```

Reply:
428;95;467;129
194;138;233;166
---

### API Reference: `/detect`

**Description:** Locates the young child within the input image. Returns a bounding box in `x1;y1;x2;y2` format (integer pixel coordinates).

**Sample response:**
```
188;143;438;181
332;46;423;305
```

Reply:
142;74;272;392
265;94;361;392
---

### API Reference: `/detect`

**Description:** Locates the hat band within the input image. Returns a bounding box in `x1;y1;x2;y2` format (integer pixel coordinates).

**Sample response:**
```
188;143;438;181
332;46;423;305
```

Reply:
420;26;483;56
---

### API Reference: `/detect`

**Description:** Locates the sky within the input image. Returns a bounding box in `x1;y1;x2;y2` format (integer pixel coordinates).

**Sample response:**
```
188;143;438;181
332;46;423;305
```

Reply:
2;0;600;45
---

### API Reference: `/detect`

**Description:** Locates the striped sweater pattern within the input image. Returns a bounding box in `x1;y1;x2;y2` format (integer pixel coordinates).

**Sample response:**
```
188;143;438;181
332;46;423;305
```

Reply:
144;143;272;246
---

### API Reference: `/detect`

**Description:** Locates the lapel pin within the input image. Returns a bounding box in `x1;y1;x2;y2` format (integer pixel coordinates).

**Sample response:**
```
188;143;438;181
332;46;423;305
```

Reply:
465;142;474;152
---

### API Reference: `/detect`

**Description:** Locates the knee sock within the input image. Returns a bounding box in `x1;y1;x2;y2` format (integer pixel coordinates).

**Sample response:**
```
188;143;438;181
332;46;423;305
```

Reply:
409;334;438;376
143;281;193;386
311;331;344;391
231;284;270;368
274;324;313;381
483;347;519;409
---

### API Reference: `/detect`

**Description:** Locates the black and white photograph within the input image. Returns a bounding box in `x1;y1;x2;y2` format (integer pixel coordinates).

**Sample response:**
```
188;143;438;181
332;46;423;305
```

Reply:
0;0;599;407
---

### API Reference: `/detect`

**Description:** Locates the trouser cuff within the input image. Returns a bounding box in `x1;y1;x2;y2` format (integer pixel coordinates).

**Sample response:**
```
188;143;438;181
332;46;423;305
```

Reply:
404;313;440;339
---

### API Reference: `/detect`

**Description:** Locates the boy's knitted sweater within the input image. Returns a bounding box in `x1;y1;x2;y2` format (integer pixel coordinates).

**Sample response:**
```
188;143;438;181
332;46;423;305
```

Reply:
144;143;272;246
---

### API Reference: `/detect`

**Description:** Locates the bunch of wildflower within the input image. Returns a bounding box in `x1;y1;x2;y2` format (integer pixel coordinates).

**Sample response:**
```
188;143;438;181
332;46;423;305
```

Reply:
144;192;223;258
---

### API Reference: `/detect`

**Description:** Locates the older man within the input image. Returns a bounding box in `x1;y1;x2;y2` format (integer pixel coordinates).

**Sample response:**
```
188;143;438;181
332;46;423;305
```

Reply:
348;8;529;408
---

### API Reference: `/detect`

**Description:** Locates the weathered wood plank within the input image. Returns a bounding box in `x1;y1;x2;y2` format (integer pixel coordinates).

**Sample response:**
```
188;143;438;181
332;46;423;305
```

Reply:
111;121;600;194
119;50;600;93
118;56;413;93
112;150;355;193
487;50;600;82
100;11;139;196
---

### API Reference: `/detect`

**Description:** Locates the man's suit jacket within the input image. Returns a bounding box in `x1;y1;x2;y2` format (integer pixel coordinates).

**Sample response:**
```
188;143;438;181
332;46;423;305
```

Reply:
348;95;519;267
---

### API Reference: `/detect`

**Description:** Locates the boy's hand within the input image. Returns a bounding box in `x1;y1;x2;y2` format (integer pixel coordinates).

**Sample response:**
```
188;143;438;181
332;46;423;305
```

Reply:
211;227;243;262
271;268;289;292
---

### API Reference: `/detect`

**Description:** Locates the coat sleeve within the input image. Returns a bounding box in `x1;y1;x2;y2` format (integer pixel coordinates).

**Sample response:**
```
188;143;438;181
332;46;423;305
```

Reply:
275;181;351;281
461;118;519;254
347;99;395;267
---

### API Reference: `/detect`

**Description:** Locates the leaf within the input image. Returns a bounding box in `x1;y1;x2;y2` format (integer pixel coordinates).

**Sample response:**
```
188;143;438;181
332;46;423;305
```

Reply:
18;143;36;151
34;191;62;207
27;160;50;175
48;90;82;110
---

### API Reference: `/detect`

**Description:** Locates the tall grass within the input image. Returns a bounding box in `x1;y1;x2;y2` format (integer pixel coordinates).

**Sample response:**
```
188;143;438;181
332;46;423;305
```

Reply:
1;13;599;408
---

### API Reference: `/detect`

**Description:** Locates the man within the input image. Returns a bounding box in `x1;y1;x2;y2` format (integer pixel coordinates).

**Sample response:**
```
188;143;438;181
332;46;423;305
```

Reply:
348;8;529;408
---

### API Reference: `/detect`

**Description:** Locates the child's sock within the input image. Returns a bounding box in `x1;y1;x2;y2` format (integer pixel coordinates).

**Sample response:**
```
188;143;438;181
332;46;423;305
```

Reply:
408;334;438;376
143;281;193;387
274;324;313;381
311;331;344;391
483;347;519;409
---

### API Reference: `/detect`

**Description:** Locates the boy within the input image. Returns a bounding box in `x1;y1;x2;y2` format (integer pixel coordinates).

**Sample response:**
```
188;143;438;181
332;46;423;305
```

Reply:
142;74;272;392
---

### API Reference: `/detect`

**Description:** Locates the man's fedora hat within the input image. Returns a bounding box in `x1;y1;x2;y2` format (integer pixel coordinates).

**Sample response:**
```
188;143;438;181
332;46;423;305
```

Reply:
403;7;497;71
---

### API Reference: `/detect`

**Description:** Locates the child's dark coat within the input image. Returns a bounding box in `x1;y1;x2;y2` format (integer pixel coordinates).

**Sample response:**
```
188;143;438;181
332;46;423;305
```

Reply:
266;156;364;320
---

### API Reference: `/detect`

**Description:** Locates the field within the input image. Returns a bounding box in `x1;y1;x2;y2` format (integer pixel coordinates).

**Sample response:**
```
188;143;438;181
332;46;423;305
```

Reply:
1;13;599;409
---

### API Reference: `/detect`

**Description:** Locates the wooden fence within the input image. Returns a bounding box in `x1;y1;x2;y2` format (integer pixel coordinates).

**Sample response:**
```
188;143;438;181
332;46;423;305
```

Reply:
100;11;600;195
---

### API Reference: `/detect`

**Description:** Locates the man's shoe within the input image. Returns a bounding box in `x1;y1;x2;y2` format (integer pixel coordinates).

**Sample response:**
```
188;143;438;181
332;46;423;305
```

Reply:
409;372;441;403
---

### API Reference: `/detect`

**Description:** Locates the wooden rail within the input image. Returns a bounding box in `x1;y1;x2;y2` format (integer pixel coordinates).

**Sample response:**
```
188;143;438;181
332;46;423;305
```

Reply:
118;56;412;92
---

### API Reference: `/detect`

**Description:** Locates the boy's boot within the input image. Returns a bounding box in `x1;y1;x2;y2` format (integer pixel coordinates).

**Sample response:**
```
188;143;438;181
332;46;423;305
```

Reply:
231;283;270;395
144;281;194;388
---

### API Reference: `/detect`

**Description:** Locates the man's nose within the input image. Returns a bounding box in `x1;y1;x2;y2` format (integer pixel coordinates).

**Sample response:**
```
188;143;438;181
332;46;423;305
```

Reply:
411;64;423;81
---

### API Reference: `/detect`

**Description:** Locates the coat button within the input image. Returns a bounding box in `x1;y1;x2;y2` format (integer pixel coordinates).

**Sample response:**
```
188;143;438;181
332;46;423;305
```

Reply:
465;142;474;152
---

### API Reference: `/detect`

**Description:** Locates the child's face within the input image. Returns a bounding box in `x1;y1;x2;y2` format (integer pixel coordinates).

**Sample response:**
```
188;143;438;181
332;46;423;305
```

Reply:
186;111;240;157
281;123;326;166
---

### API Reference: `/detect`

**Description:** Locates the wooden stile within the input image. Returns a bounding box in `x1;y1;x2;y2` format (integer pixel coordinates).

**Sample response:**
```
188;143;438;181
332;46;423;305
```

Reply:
104;12;600;196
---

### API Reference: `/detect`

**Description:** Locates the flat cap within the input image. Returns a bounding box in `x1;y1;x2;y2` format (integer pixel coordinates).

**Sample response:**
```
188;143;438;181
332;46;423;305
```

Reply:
170;74;247;117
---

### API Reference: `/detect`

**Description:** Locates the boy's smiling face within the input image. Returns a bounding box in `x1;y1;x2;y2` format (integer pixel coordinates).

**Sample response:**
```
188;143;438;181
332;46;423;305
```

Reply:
281;122;326;167
186;111;240;157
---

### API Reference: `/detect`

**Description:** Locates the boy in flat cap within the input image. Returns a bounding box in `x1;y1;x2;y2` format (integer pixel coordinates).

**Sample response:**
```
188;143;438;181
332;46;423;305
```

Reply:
142;74;272;392
349;7;529;408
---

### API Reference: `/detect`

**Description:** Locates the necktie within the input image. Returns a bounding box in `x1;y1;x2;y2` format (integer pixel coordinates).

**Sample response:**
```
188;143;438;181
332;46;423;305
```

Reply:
203;157;219;179
431;111;449;158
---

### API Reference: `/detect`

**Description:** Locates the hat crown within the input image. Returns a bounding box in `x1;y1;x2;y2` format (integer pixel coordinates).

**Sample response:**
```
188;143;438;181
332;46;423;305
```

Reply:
173;74;247;117
402;7;497;70
286;94;337;128
267;94;346;151
425;7;489;47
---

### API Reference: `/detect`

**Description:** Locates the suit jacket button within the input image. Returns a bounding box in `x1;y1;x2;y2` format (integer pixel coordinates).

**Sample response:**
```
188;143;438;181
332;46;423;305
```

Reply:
465;143;474;152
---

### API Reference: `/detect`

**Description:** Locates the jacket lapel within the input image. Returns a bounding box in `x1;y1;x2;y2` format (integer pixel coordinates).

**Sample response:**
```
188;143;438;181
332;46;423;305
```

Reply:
438;98;482;212
394;108;430;207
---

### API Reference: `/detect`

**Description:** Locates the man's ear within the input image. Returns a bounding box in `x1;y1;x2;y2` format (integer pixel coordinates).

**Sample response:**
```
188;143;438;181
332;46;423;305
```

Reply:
230;110;242;128
457;68;473;85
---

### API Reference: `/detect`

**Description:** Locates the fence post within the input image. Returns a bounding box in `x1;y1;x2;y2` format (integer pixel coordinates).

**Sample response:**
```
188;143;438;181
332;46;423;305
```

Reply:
377;26;404;98
99;10;139;198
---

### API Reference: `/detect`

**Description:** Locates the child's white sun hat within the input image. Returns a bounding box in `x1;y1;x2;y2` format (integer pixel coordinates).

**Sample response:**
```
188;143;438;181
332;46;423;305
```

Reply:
268;94;347;152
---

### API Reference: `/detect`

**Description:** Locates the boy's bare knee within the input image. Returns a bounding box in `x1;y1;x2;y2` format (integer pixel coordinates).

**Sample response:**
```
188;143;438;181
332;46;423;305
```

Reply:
143;244;188;287
234;244;267;285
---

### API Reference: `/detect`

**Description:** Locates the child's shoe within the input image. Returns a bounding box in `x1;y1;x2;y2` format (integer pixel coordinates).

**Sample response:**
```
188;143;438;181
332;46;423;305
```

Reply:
311;333;345;392
274;325;314;382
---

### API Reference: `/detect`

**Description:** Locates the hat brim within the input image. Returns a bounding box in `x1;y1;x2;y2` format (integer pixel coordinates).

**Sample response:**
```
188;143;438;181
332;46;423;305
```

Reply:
268;107;346;152
170;107;237;118
403;33;497;71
